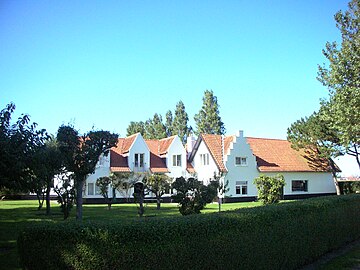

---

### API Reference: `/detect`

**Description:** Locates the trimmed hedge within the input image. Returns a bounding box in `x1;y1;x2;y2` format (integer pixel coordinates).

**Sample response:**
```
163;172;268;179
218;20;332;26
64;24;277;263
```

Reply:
18;195;360;270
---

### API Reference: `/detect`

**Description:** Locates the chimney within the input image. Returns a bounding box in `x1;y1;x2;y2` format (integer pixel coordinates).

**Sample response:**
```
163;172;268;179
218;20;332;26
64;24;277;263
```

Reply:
236;130;244;138
187;133;196;156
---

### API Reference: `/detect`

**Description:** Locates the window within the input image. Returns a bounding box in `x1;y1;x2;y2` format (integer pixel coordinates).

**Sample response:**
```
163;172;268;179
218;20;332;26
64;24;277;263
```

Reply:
172;154;182;167
134;153;144;167
292;180;308;192
235;181;248;195
88;183;94;195
235;157;247;166
200;153;210;166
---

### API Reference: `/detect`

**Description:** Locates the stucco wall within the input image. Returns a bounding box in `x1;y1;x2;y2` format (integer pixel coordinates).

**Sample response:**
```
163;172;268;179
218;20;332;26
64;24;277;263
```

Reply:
193;140;219;184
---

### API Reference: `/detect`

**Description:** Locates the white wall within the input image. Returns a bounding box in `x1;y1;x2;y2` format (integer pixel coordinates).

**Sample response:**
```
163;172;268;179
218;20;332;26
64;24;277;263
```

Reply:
192;140;219;185
225;133;259;197
166;136;188;179
128;134;150;172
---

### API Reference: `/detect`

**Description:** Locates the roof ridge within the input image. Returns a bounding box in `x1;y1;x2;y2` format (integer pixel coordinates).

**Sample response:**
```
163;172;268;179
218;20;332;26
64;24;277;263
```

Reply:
246;136;287;141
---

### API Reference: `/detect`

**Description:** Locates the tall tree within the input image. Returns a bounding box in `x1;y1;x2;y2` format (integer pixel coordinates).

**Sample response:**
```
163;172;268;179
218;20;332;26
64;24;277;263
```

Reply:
57;125;118;220
165;110;173;137
31;136;63;214
144;113;167;139
126;121;145;136
194;90;225;135
0;103;48;192
317;0;360;170
172;101;190;144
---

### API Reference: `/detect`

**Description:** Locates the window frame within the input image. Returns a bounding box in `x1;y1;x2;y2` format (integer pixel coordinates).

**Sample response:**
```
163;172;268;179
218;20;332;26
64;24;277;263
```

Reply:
235;180;248;195
88;183;94;195
235;156;248;166
172;154;182;167
134;153;144;168
291;180;308;192
200;153;210;166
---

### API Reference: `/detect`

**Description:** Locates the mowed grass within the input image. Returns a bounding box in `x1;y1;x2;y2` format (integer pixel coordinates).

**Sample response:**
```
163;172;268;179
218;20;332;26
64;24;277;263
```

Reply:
0;199;260;270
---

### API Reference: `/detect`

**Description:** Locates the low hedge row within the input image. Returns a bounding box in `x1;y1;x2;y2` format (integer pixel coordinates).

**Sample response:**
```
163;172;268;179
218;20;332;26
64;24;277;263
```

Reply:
18;195;360;270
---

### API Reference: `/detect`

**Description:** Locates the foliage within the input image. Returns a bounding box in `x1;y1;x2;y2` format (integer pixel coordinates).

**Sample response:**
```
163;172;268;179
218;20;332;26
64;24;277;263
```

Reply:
18;195;360;270
53;173;75;220
96;176;113;209
289;0;360;173
144;173;171;210
144;113;167;139
254;174;285;204
31;136;63;214
171;176;218;215
126;121;145;137
57;125;118;220
172;101;191;144
0;103;48;192
194;89;225;135
164;110;173;137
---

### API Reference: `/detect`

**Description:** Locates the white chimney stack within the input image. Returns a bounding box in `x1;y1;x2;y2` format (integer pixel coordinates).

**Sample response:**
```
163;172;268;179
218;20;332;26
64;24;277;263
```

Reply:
187;133;196;156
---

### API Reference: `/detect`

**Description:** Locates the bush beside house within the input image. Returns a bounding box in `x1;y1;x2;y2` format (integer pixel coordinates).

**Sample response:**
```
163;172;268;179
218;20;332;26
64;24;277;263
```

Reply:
18;195;360;270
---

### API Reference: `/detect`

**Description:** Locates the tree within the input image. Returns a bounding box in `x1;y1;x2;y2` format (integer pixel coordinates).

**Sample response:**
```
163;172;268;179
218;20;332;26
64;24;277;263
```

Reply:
144;173;171;210
0;103;48;193
96;172;131;210
172;101;191;144
254;174;285;205
214;173;229;212
126;121;146;136
172;176;218;215
31;136;63;214
194;90;225;135
54;173;75;220
144;113;167;140
165;110;173;137
317;0;360;171
57;125;118;221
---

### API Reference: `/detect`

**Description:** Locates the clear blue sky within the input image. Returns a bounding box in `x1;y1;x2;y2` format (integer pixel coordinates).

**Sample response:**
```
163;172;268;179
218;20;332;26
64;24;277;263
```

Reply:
0;0;356;175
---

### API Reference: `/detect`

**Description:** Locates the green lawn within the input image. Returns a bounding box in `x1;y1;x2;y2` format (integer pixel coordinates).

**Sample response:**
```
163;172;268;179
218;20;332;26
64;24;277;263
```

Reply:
0;200;260;270
319;242;360;270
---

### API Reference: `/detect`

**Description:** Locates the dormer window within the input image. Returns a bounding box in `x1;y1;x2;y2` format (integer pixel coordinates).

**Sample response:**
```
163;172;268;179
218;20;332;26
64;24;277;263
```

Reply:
172;154;182;167
135;153;144;167
235;157;247;166
200;153;209;166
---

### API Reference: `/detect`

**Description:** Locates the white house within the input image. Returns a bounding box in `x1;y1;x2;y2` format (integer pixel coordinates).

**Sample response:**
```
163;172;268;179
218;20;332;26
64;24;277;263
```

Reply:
188;130;338;201
84;133;192;200
84;130;338;202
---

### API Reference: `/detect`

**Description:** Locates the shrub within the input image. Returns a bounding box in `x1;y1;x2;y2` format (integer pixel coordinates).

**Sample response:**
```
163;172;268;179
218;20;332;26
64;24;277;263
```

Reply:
254;174;285;204
18;195;360;270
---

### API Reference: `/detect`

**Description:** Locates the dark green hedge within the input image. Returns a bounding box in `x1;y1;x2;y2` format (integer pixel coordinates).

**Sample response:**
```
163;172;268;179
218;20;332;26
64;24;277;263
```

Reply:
18;195;360;270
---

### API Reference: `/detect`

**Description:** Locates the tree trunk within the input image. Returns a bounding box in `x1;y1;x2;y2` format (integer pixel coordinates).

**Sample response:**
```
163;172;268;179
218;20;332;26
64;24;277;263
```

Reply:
36;192;44;210
45;183;51;215
138;195;144;217
218;197;222;212
76;177;84;221
156;197;161;210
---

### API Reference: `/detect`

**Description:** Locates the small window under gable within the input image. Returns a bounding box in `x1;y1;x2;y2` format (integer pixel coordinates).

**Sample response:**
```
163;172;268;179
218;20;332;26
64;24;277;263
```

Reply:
172;154;182;167
88;183;94;195
235;181;248;195
135;153;144;167
200;153;210;166
235;157;247;166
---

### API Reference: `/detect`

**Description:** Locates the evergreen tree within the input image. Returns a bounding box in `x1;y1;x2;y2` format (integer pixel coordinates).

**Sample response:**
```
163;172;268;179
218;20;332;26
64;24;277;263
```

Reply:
165;110;173;137
172;101;190;144
145;114;167;139
194;90;225;135
126;121;145;136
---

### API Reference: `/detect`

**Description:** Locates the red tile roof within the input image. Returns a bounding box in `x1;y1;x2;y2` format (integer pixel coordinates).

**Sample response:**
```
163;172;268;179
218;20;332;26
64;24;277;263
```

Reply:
158;136;175;156
145;140;169;173
187;162;195;173
109;135;138;172
246;137;335;172
201;134;228;172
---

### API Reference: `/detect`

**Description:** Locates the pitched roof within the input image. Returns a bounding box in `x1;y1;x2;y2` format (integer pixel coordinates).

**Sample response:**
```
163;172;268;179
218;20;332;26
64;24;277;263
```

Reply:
246;137;336;172
145;140;169;173
110;138;131;172
158;136;176;156
200;134;228;172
